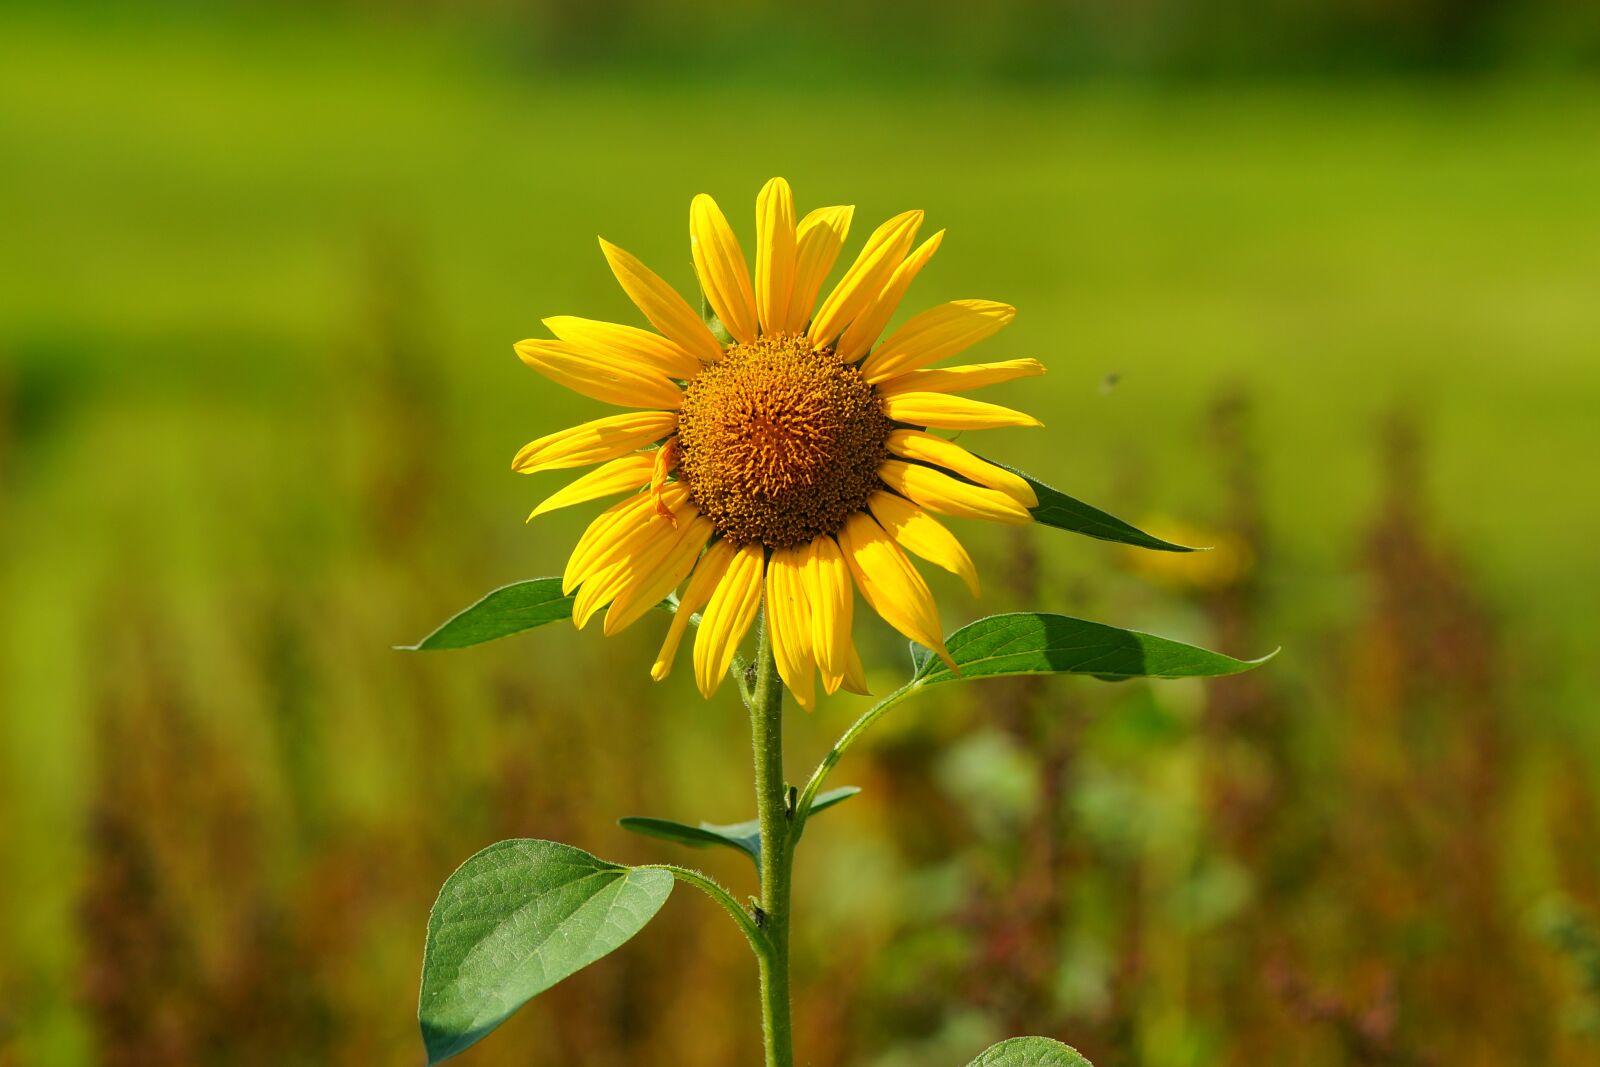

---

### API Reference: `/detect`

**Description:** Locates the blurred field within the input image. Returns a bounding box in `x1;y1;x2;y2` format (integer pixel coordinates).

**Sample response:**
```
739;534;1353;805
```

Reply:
4;4;1600;1066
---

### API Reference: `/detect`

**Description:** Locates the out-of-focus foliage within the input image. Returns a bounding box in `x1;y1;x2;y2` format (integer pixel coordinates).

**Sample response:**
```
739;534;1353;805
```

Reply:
3;3;1600;1066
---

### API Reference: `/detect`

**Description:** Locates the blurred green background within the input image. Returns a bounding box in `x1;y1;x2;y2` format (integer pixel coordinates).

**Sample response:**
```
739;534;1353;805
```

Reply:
4;1;1600;1064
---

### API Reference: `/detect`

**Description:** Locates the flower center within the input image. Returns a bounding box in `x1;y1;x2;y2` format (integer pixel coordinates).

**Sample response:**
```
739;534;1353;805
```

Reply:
677;334;892;549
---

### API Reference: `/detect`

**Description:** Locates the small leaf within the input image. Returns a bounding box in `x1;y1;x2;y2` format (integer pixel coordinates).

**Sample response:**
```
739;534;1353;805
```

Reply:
619;786;861;869
916;612;1274;686
985;459;1200;553
402;579;675;651
966;1036;1093;1067
401;578;573;651
419;840;673;1063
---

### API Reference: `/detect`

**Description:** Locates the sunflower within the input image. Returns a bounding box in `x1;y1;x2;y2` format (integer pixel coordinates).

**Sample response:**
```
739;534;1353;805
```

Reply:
513;178;1044;709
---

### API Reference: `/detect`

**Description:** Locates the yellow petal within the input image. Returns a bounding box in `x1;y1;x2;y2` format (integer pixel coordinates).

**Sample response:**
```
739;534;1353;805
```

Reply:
543;315;702;380
804;534;856;696
690;193;758;345
783;205;854;334
765;546;816;712
755;178;797;337
514;339;683;409
576;501;701;627
861;299;1016;382
876;358;1045;398
599;238;724;363
527;453;655;521
809;209;923;346
571;558;630;629
878;460;1033;526
835;230;945;364
563;483;688;594
513;411;679;474
693;543;765;698
603;513;714;636
880;392;1043;431
867;490;981;597
837;511;953;669
652;539;736;682
886;429;1038;508
841;639;870;696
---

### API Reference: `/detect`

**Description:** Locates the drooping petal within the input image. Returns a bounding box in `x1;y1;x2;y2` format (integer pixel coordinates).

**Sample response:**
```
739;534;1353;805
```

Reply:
809;210;923;346
860;299;1016;382
876;358;1045;398
527;453;655;521
868;490;981;597
804;534;856;696
603;513;715;636
878;459;1033;526
783;205;853;334
835;230;945;364
652;538;736;682
837;511;953;670
599;237;724;363
690;193;758;344
765;546;816;711
886;428;1038;507
755;177;797;337
543;315;702;380
514;339;683;409
513;411;679;474
693;543;765;698
880;392;1043;431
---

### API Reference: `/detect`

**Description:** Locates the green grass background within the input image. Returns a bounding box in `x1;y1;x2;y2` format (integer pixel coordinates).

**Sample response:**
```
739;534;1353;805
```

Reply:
4;5;1600;1065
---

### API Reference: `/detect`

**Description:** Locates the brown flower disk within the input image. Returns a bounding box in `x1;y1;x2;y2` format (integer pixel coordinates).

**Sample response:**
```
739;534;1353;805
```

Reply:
677;334;892;548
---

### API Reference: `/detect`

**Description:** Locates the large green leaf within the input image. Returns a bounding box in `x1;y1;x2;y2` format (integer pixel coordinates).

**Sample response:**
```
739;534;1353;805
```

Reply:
418;840;673;1064
619;786;860;868
966;1036;1093;1066
985;459;1199;553
915;612;1273;686
401;578;574;651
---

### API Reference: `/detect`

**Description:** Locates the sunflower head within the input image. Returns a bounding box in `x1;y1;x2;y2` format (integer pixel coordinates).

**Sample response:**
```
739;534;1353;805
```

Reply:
512;178;1046;707
677;333;893;550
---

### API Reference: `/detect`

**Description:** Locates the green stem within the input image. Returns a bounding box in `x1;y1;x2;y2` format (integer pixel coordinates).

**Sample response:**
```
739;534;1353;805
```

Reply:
750;612;795;1067
792;679;921;841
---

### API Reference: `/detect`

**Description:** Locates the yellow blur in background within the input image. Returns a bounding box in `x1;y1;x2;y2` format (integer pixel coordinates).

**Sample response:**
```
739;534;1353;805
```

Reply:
4;2;1600;1065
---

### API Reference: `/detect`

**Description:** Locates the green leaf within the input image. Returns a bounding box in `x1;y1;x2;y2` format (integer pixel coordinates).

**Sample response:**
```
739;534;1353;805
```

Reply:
985;459;1200;553
915;612;1274;686
400;578;573;651
966;1036;1093;1067
400;579;677;652
619;786;861;868
418;839;673;1064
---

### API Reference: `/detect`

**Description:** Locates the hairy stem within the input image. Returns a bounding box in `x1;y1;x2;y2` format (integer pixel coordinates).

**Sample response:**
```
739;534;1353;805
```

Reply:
750;612;794;1067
